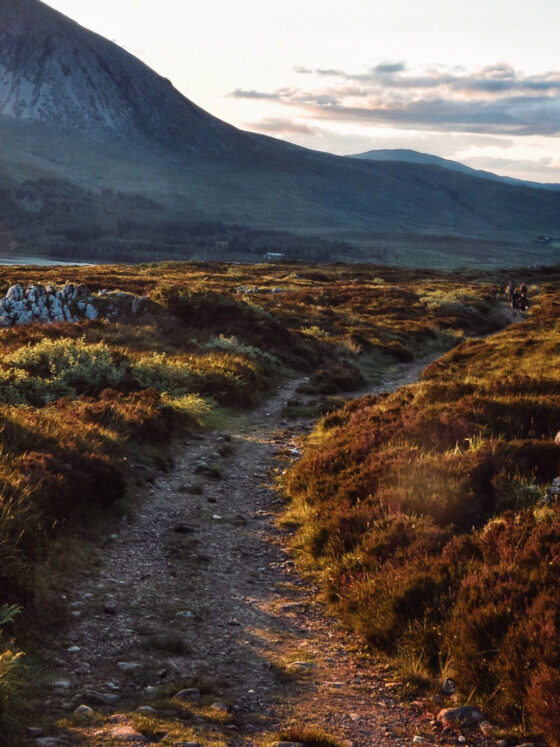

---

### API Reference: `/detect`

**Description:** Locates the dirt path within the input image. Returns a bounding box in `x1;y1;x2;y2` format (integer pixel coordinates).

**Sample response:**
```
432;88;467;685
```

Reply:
36;362;491;747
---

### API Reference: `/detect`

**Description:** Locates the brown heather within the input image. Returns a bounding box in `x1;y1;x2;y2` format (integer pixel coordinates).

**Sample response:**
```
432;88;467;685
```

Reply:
0;259;530;735
282;270;560;741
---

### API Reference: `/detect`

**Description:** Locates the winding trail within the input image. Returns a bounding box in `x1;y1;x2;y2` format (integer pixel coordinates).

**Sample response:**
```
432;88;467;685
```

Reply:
40;359;491;746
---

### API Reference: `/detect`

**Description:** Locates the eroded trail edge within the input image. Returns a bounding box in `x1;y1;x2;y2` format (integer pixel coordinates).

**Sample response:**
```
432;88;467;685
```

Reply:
43;363;479;747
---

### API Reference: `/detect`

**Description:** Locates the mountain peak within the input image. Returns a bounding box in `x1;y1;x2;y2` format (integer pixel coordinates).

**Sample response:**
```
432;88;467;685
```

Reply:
0;0;219;144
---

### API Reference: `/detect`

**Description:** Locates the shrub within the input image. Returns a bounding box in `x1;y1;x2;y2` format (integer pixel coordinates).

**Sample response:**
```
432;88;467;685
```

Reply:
3;337;129;401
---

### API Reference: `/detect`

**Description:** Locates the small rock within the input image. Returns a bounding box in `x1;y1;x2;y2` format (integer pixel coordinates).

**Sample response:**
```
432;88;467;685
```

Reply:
53;680;71;689
281;602;304;612
212;514;222;520
136;706;157;714
109;724;147;742
27;728;44;737
412;738;424;744
437;705;486;726
85;690;121;705
442;677;456;695
67;646;81;653
289;661;314;671
479;720;495;736
73;705;94;718
211;701;229;712
458;738;467;745
107;714;129;724
175;688;200;700
103;605;118;615
117;662;142;673
175;611;195;619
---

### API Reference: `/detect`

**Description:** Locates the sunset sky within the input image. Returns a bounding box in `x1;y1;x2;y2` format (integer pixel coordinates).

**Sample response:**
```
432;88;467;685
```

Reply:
44;0;560;183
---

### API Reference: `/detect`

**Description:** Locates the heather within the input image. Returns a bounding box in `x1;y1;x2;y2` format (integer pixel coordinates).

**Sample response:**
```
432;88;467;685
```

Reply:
0;260;509;731
282;275;560;739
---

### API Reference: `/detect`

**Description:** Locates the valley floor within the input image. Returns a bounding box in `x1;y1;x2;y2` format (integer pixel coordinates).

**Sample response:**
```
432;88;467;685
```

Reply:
32;362;493;747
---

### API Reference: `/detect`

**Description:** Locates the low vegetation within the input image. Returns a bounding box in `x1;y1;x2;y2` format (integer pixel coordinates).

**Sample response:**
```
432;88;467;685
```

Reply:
282;271;560;741
0;259;516;739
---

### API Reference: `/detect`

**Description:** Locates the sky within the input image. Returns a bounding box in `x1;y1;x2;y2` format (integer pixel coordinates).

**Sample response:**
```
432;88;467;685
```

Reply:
44;0;560;183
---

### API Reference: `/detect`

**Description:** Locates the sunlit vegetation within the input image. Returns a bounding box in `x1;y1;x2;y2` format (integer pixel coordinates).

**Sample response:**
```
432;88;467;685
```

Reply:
282;271;560;741
0;260;511;739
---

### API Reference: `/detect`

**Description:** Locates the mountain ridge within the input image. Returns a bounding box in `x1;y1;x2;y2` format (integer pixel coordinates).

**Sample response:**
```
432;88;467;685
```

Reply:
350;148;560;192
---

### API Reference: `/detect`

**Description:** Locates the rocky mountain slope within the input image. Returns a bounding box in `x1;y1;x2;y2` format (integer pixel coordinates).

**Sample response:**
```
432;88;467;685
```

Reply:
1;0;560;266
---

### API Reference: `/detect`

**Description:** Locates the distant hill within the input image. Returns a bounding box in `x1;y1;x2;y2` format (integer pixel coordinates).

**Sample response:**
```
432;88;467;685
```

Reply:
1;0;560;268
350;149;560;192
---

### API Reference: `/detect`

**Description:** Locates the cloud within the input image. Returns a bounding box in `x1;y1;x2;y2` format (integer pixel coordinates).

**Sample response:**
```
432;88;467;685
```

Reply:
230;63;560;136
373;62;406;75
464;155;560;182
230;88;287;100
244;117;320;135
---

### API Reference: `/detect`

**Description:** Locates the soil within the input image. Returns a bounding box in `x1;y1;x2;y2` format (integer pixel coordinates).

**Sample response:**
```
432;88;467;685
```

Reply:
34;359;495;747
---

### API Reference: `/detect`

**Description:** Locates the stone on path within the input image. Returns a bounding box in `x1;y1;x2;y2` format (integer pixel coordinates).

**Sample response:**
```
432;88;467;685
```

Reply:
175;688;201;700
117;661;143;673
52;679;71;689
74;704;94;718
437;705;486;725
86;690;121;705
288;661;314;672
109;724;148;742
211;701;229;713
441;676;455;694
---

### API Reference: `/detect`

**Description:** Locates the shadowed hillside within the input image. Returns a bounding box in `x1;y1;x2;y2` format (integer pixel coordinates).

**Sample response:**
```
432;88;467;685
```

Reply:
1;1;560;266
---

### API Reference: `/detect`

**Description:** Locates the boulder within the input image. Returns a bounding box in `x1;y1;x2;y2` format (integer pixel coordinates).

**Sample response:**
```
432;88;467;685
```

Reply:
85;303;98;320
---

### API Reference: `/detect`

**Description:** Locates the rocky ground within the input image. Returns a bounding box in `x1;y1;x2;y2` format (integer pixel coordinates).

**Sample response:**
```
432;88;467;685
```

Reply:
28;361;508;747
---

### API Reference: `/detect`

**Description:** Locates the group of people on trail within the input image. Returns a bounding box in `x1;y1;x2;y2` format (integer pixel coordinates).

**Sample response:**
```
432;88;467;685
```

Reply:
507;280;528;317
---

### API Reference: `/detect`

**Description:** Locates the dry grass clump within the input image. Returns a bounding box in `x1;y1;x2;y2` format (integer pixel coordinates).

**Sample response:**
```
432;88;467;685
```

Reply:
282;277;560;738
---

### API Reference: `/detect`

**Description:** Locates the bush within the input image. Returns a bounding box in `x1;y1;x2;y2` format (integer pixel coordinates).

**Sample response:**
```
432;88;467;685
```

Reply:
3;337;129;401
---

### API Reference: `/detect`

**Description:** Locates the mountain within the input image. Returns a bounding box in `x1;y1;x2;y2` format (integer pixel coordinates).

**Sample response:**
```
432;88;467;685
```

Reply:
1;0;560;268
350;149;560;192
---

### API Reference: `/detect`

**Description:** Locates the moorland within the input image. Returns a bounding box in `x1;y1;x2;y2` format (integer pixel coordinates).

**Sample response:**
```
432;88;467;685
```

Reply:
0;260;558;745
